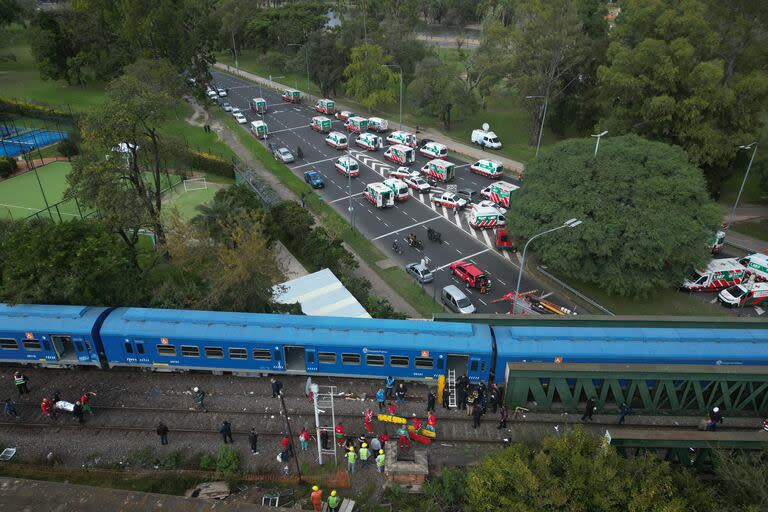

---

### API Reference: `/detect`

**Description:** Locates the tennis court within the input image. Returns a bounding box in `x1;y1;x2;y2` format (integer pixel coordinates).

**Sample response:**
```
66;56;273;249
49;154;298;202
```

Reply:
0;161;184;221
0;129;68;157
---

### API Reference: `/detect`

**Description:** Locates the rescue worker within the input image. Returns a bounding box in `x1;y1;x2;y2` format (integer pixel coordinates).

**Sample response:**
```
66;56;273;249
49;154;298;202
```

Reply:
497;405;509;429
427;390;436;412
396;425;409;450
489;384;500;414
40;398;54;419
271;378;283;398
321;429;330;450
72;400;84;424
442;386;450;409
376;388;386;411
472;403;483;428
395;382;407;404
345;446;357;474
157;422;169;445
310;486;323;512
364;408;374;434
13;371;29;396
220;421;233;444
193;387;207;412
457;375;468;410
426;411;437;433
618;402;633;425
359;442;370;467
581;397;597;422
466;388;477;416
385;377;395;399
249;429;259;455
281;435;293;457
334;422;346;446
707;407;724;431
80;391;96;415
376;449;386;473
299;427;311;451
4;398;18;418
388;402;396;415
328;490;340;512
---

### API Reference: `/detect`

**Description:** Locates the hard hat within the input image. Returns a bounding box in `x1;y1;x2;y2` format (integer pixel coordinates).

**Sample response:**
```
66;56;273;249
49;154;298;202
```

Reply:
362;443;367;448
713;407;720;413
193;387;199;392
331;491;337;497
379;449;384;454
312;485;319;491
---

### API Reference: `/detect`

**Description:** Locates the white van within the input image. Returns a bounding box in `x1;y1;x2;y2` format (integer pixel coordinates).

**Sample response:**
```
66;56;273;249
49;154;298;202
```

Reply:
441;285;476;314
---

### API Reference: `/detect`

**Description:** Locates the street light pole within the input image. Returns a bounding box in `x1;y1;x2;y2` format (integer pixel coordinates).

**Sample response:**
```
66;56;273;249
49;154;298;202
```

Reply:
591;130;608;158
231;30;238;71
513;219;583;315
525;95;548;158
727;141;759;229
381;64;403;130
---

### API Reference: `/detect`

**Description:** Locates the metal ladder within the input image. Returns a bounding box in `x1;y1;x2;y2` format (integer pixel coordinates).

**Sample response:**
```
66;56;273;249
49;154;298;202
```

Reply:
447;370;457;408
312;384;338;466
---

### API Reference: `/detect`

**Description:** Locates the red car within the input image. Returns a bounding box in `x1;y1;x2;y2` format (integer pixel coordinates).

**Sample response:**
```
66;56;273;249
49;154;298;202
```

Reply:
449;261;491;292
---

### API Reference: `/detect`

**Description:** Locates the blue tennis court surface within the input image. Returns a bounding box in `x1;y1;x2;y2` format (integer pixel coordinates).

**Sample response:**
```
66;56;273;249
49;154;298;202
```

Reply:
0;130;67;157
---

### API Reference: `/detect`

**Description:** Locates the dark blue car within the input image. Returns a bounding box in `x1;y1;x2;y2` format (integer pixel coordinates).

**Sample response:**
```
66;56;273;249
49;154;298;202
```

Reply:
304;170;325;188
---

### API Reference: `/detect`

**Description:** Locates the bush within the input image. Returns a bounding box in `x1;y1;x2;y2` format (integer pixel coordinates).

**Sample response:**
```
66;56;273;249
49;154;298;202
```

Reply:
57;138;79;158
0;98;75;121
215;446;241;474
158;451;181;469
187;150;235;178
0;156;18;179
199;454;216;471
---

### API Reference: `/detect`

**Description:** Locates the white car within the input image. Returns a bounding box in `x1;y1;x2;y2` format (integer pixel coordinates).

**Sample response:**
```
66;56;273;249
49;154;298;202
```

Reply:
233;112;247;124
220;101;233;112
430;192;467;209
207;89;218;99
387;166;418;180
470;199;507;215
403;175;431;194
217;88;227;97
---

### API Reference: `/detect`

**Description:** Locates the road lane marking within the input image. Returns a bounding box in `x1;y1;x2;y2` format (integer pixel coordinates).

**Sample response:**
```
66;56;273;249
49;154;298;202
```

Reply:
330;192;364;203
434;249;492;271
372;216;444;241
291;157;338;169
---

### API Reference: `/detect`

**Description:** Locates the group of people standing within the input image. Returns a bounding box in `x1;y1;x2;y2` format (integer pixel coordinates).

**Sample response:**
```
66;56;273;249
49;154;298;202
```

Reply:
7;370;96;424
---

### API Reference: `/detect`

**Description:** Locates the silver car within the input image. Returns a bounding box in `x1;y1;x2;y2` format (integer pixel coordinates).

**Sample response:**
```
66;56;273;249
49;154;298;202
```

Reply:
406;262;434;283
441;285;476;314
275;147;295;163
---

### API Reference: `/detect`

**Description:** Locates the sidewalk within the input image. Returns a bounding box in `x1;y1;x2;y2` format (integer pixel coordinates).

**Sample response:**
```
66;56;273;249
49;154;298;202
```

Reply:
723;203;768;253
213;63;526;176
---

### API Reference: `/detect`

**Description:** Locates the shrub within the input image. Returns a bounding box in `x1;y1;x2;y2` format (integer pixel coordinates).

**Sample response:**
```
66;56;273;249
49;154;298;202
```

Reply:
215;446;241;474
158;451;181;469
199;454;216;471
57;138;79;158
187;150;235;178
0;156;18;178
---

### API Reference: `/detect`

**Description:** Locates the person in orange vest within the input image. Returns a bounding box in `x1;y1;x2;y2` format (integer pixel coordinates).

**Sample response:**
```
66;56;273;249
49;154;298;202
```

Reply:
364;408;374;434
334;423;346;446
426;411;436;432
310;485;323;511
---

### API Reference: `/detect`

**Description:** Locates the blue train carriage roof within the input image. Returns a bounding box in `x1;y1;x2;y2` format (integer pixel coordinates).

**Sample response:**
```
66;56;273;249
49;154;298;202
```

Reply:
493;325;768;365
0;304;110;334
101;308;494;353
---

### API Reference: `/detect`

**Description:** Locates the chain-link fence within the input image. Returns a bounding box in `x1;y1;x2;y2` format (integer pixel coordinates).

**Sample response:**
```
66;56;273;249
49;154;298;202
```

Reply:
234;161;282;208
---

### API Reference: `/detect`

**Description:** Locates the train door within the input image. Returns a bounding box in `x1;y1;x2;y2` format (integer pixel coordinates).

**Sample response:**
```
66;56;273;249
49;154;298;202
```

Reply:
284;346;306;372
468;357;483;381
446;354;468;378
305;349;318;372
51;335;77;363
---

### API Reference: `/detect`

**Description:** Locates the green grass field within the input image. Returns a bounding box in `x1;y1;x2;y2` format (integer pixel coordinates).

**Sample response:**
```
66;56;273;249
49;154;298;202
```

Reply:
162;180;221;221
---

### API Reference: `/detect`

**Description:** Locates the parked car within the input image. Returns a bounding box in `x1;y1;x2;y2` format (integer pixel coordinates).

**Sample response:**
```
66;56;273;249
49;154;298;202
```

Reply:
220;101;232;112
304;170;325;188
217;88;227;97
233;112;247;124
406;262;434;284
274;147;295;163
268;142;278;154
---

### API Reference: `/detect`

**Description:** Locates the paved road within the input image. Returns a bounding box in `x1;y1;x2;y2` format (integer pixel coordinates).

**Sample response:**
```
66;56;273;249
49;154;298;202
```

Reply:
211;70;580;315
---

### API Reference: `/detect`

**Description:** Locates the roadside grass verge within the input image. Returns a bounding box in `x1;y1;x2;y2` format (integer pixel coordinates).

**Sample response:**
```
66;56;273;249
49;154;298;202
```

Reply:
213;110;443;317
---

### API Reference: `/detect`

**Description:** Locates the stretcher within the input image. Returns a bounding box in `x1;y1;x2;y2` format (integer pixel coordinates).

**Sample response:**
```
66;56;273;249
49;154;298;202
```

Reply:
407;425;431;444
377;414;406;424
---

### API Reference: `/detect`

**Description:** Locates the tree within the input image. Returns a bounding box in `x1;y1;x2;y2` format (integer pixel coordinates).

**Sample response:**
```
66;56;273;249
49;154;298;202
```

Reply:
0;220;146;306
68;59;183;249
343;44;399;111
506;135;722;297
306;29;348;97
407;56;474;129
0;0;25;26
596;0;768;193
468;428;713;512
712;450;768;511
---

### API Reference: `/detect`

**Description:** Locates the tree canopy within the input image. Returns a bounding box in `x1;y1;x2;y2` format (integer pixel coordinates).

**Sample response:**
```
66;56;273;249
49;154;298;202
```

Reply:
343;43;399;111
506;134;721;297
407;56;475;130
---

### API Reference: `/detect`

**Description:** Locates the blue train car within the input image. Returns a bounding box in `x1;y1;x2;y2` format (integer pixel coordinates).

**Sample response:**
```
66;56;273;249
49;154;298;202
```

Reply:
0;304;111;367
493;326;768;382
100;308;494;382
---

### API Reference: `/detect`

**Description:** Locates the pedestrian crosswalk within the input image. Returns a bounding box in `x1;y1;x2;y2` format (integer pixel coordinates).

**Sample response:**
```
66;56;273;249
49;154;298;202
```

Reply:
347;149;516;265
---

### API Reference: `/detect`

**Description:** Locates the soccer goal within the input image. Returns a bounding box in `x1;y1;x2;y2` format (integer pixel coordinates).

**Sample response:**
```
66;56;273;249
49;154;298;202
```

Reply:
183;177;208;192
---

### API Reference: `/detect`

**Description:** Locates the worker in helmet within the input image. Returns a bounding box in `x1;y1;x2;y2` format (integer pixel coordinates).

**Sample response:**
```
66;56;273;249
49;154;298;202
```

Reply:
376;449;386;473
359;442;370;467
310;485;323;511
328;490;339;512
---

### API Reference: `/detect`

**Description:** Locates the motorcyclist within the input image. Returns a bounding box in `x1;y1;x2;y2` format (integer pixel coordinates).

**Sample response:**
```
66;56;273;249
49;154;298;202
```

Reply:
297;146;304;159
392;239;401;253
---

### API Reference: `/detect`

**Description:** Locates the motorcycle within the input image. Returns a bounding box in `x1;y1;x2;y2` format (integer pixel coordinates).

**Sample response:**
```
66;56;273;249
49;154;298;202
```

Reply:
427;227;442;244
296;146;304;159
407;236;424;251
392;240;403;255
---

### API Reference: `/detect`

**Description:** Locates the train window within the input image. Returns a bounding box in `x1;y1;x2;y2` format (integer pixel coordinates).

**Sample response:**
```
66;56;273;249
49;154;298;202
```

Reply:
124;342;133;354
23;340;42;351
414;357;434;369
229;348;247;360
43;340;51;351
436;358;444;370
470;360;478;372
75;341;84;352
366;354;384;366
205;347;224;359
342;353;361;365
181;346;200;357
318;352;336;365
85;341;92;352
390;355;409;367
136;343;144;354
274;349;282;361
307;351;315;364
0;338;18;350
157;345;176;356
252;349;272;360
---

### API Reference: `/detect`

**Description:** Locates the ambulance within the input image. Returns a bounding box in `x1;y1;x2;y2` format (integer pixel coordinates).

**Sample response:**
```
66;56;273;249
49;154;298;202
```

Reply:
384;144;415;165
364;182;395;208
355;132;383;151
383;178;409;202
345;116;369;133
282;89;301;103
485;181;519;208
740;253;768;281
315;98;335;115
468;205;506;229
325;131;348;150
681;258;747;292
421;159;455;182
386;130;418;148
718;280;768;308
470;159;503;179
368;117;389;133
249;120;268;139
334;156;360;177
310;116;332;133
420;141;448;159
250;97;267;114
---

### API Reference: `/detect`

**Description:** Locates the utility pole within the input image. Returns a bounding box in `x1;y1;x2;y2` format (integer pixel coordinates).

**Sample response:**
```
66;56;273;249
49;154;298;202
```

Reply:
278;390;302;482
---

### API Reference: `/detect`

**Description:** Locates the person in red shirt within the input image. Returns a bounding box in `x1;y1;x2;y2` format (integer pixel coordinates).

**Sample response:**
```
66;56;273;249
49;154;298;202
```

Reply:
80;391;96;415
426;411;436;432
40;398;54;419
281;435;293;459
412;417;422;432
388;402;396;415
334;423;346;446
364;408;374;434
